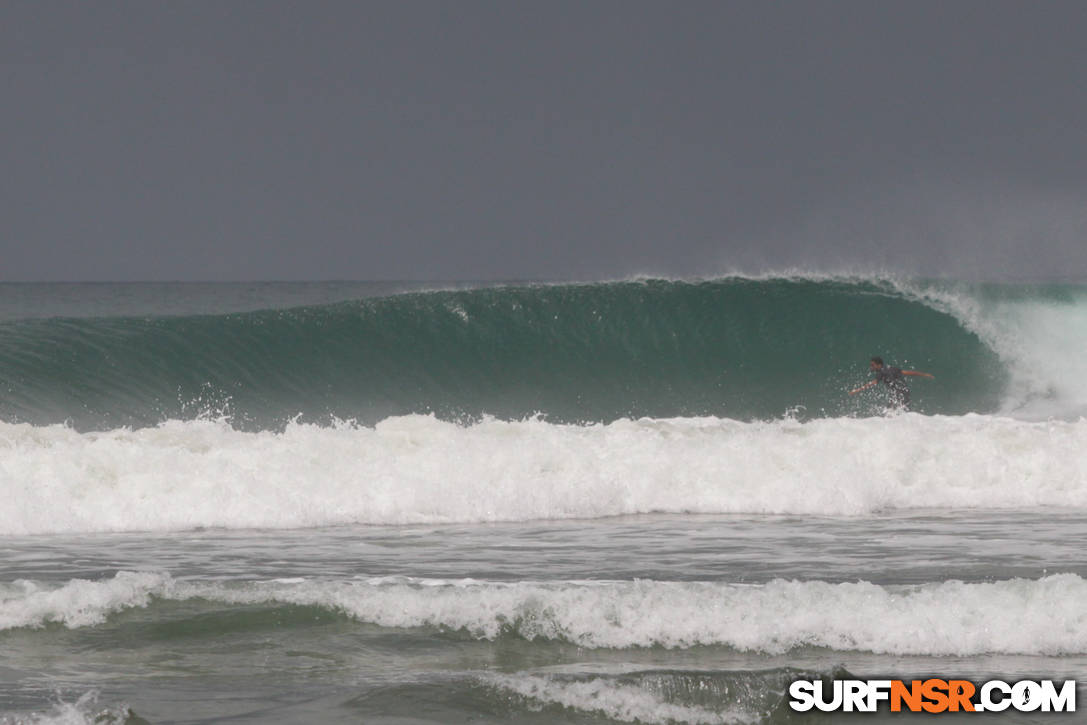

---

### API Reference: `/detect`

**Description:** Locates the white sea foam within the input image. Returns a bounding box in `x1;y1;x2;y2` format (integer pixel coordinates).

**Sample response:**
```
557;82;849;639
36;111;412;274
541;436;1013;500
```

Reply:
483;673;757;725
1;413;1085;535
5;571;1087;656
0;691;131;725
0;571;169;630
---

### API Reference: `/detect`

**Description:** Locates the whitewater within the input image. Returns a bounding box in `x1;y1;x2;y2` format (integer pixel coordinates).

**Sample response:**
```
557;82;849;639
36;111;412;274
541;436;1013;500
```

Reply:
2;413;1086;536
6;570;1087;655
1;276;1085;724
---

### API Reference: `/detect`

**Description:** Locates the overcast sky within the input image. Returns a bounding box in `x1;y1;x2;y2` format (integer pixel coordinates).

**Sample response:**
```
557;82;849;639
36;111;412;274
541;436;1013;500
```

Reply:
2;1;1086;281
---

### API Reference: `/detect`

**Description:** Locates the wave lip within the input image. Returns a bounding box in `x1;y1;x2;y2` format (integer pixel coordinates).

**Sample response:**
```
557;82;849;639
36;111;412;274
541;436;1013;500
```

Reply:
886;277;1087;419
6;572;1087;656
0;276;1024;429
3;413;1087;536
0;571;169;630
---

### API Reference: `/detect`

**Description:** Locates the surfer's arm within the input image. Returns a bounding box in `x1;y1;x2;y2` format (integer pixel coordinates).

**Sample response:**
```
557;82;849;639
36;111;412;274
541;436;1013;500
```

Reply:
848;380;878;395
902;370;934;379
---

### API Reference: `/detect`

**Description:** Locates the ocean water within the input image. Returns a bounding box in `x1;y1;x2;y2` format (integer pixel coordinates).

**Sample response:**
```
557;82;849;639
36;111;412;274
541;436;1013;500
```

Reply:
1;276;1085;724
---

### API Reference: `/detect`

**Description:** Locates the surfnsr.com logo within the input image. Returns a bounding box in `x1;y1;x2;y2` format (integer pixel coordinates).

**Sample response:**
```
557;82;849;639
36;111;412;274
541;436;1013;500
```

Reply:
789;679;1076;713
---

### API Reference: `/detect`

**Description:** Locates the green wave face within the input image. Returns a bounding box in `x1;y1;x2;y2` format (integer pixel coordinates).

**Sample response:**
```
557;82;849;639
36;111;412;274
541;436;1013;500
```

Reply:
0;279;1006;430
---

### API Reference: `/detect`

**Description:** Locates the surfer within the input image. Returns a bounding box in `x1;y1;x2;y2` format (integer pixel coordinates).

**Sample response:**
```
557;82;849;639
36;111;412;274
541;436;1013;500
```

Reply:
848;357;934;409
